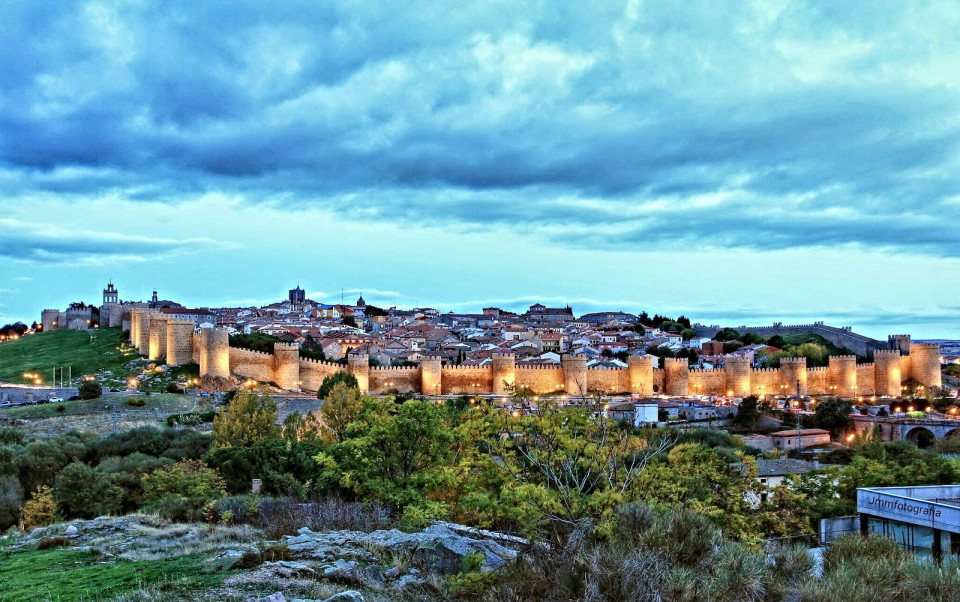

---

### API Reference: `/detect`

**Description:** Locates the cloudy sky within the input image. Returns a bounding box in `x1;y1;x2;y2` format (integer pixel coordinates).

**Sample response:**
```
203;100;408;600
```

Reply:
0;1;958;339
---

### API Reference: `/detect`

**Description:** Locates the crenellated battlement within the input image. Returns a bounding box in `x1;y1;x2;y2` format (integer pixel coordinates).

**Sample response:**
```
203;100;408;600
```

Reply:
516;364;562;370
808;366;828;372
910;342;941;350
588;365;626;371
832;355;858;362
230;347;275;358
491;353;516;359
371;365;419;372
443;365;491;371
299;357;344;368
874;349;901;357
780;357;807;364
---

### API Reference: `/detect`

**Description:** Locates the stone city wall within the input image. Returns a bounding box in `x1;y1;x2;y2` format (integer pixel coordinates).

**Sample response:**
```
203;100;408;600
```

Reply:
125;318;944;397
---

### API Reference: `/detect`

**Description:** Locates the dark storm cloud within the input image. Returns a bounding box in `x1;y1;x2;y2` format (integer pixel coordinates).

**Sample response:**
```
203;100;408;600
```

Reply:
1;1;959;255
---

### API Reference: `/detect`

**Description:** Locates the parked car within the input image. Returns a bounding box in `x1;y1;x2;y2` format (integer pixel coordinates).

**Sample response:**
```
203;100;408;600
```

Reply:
48;396;64;403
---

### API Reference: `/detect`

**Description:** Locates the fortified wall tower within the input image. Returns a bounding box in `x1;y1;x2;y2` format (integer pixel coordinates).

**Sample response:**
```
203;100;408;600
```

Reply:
779;357;807;396
165;320;196;366
725;356;752;397
347;353;370;393
420;356;442;395
829;356;858;397
664;358;689;396
627;355;654;395
148;315;169;361
562;354;588;396
873;350;902;397
273;343;301;391
889;334;911;354
41;309;60;332
199;328;230;379
909;342;942;389
491;353;516;395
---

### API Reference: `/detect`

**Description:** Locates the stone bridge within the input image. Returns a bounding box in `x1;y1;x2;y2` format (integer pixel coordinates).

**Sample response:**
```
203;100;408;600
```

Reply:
851;415;960;448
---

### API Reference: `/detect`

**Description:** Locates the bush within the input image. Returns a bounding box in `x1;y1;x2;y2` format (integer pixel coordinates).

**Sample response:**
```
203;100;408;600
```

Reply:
20;485;59;530
127;398;146;407
166;383;181;394
78;381;102;400
317;371;359;400
53;461;122;519
141;495;210;523
37;536;71;550
232;541;293;569
141;459;226;502
0;474;24;531
55;404;65;413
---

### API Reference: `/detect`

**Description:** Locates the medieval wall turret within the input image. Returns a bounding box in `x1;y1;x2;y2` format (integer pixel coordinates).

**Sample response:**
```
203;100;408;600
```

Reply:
909;342;942;389
779;357;807;397
627;355;654;395
491;353;516;395
165;320;195;366
664;358;690;396
273;343;302;391
561;354;588;397
148;315;169;360
829;355;858;397
199;328;230;379
347;352;370;393
420;356;442;395
725;356;752;397
872;350;902;397
41;309;60;332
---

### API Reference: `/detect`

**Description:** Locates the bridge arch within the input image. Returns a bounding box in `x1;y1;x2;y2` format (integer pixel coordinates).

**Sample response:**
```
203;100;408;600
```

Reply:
944;428;960;439
905;426;937;449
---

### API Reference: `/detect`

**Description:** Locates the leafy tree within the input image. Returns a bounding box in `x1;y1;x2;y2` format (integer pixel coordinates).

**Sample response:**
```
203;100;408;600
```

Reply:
479;400;674;546
53;461;122;519
317;370;359;400
78;380;102;400
811;397;853;437
16;435;88;493
320;382;363;444
98;453;173;513
733;396;761;428
330;399;453;509
229;332;282;353
713;328;741;342
206;439;325;498
281;411;326;444
676;348;698;366
341;315;358;327
141;459;226;502
0;474;24;530
212;390;279;448
20;485;59;529
680;328;697;341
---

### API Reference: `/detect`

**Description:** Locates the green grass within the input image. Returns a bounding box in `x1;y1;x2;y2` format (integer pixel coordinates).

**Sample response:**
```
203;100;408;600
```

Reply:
0;328;138;385
0;548;230;602
0;393;205;419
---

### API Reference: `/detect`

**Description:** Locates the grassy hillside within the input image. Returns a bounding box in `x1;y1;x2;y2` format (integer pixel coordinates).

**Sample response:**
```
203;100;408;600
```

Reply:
0;548;228;602
0;327;138;385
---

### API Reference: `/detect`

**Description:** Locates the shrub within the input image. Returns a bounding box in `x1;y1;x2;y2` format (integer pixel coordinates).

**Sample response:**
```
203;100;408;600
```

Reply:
78;381;102;400
0;428;25;445
127;398;146;407
317;371;358;400
20;485;59;530
37;536;71;550
141;495;209;523
0;474;24;531
232;541;293;569
166;383;181;394
212;391;278;449
141;459;227;502
53;461;123;519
